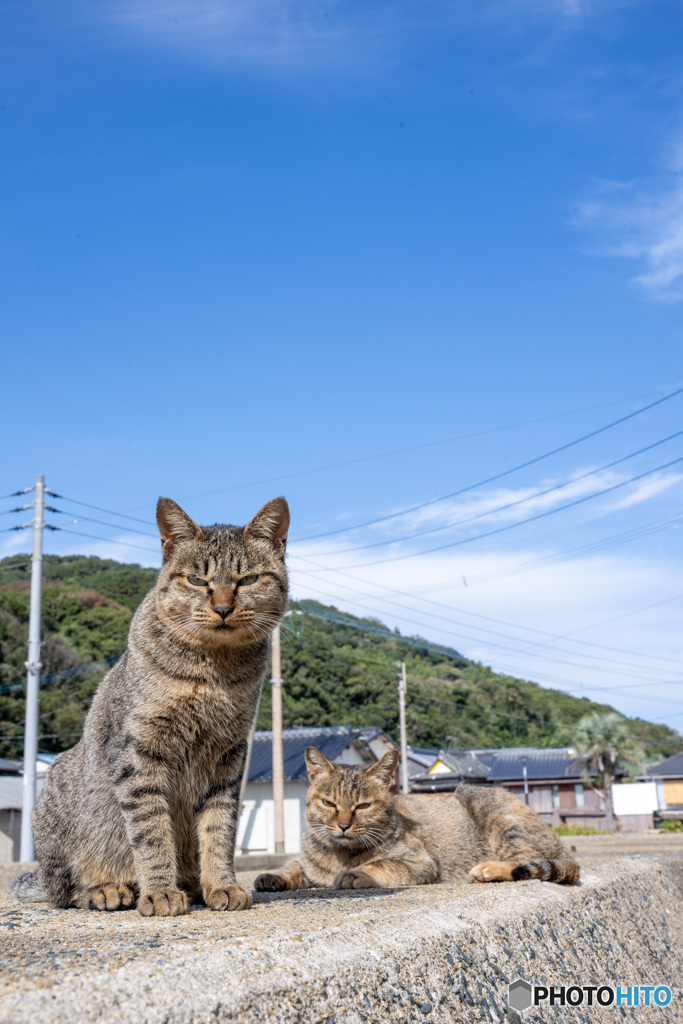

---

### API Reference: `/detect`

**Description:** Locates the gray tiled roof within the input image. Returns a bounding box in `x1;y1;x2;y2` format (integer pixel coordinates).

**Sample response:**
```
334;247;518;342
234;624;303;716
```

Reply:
646;750;683;778
470;747;588;781
247;725;359;783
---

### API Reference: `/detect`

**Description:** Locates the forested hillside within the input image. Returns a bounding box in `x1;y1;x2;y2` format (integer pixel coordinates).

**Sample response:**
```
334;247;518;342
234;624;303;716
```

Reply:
0;554;679;762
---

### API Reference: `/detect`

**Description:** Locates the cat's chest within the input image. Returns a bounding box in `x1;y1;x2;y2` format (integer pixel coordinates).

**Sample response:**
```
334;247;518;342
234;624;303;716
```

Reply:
146;676;254;753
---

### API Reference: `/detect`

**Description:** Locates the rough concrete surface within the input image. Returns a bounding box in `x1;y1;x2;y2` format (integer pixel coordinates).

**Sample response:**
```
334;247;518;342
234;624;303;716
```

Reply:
1;846;682;1024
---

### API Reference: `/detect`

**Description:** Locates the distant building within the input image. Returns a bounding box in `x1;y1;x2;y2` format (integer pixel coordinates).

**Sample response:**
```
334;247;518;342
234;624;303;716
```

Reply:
0;756;53;861
410;749;492;792
409;746;636;832
644;750;683;826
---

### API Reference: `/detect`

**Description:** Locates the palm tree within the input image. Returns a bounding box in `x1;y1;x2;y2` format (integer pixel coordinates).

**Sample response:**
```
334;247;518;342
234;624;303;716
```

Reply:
571;711;645;832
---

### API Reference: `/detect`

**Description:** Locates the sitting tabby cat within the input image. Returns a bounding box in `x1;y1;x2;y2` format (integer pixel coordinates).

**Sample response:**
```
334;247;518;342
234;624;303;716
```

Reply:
10;496;290;916
255;747;579;892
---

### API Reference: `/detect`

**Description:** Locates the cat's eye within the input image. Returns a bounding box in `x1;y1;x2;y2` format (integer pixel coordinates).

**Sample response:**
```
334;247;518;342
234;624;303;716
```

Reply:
187;576;209;587
239;574;260;586
355;802;371;810
321;799;337;809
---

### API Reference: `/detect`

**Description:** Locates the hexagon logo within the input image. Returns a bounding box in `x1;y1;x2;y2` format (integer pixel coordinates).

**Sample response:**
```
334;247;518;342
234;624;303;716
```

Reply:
508;978;533;1012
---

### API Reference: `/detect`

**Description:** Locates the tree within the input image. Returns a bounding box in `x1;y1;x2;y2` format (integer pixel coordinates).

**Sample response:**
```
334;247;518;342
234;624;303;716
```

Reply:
572;711;645;832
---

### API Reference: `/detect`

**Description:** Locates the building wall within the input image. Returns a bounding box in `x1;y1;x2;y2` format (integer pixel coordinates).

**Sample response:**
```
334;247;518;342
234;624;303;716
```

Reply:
0;810;19;862
237;780;307;855
663;780;683;806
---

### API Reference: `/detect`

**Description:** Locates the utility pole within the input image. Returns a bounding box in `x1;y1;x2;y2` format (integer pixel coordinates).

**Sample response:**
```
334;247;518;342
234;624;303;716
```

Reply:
271;624;285;854
398;662;409;795
20;474;44;862
520;755;529;806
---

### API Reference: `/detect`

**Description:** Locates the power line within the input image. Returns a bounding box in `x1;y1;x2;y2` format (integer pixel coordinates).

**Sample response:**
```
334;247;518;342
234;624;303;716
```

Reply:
444;512;683;589
50;510;159;539
49;494;156;527
307;428;683;556
56;527;160;555
293;384;683;542
106;387;680;512
0;656;121;696
295;574;682;687
296;603;680;738
304;453;683;570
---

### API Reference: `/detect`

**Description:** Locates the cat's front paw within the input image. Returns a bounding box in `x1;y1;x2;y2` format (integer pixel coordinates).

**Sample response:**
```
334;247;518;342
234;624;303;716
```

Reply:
203;883;252;911
254;872;288;892
76;883;138;911
333;869;375;890
137;888;190;916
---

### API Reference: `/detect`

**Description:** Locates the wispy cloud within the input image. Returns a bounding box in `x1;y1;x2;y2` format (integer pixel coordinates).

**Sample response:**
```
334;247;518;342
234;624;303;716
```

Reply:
94;0;612;74
97;0;403;74
577;146;683;302
296;467;683;560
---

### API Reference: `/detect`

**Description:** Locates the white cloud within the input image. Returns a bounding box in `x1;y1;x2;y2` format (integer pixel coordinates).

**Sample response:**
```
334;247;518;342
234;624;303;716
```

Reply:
577;149;683;303
609;473;683;510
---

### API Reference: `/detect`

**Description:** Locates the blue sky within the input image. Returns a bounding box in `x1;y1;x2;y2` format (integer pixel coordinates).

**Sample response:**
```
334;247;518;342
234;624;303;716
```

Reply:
2;0;683;735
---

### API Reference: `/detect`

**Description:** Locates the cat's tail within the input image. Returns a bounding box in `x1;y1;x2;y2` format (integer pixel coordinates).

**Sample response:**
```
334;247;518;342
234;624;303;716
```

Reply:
8;871;46;903
511;858;580;886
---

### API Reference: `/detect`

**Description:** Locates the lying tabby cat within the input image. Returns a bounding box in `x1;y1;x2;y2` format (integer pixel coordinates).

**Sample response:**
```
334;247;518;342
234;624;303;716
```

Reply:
11;496;289;916
255;747;579;892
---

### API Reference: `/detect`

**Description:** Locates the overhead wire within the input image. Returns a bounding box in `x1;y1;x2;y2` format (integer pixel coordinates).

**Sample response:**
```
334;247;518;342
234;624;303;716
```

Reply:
56;527;160;555
294;576;681;687
293;384;683;542
304;428;683;556
49;494;155;527
435;511;683;589
299;453;683;570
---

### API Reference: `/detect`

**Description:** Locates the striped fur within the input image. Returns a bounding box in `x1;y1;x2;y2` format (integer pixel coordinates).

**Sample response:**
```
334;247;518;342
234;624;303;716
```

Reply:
10;497;289;916
255;749;579;892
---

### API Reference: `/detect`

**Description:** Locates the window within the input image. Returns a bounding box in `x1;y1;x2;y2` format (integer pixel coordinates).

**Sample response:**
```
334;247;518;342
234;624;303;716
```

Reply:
552;784;560;808
574;783;584;808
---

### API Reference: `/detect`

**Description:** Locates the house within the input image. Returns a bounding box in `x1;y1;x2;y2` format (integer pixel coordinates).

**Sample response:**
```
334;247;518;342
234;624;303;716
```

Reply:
410;749;492;792
409;746;638;831
644;750;683;826
404;746;440;782
237;725;395;855
0;757;52;862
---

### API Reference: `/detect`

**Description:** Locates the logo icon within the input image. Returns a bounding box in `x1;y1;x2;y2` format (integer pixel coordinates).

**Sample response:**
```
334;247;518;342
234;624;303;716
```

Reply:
508;979;533;1012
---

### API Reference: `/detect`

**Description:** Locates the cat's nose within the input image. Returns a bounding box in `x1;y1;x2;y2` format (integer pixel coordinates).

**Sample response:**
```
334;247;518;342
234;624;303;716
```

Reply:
213;604;234;620
338;822;351;833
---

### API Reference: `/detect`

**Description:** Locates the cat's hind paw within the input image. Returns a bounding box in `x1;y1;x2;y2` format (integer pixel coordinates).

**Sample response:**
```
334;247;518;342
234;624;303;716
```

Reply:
203;883;252;911
254;873;288;892
137;888;190;916
468;861;514;883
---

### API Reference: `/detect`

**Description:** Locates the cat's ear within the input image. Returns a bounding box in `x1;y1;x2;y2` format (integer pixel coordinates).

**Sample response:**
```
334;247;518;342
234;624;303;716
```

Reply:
245;497;290;550
365;749;400;788
156;498;199;559
305;746;334;781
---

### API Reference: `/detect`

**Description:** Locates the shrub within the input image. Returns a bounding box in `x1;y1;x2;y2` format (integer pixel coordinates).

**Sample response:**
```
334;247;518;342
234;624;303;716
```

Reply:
552;824;599;836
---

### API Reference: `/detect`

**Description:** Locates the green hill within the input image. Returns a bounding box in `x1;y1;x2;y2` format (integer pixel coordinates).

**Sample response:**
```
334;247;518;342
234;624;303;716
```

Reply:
0;554;679;762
